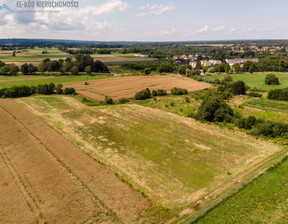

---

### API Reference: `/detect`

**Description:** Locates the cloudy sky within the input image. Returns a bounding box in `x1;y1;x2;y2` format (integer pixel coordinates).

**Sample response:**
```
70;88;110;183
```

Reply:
0;0;288;41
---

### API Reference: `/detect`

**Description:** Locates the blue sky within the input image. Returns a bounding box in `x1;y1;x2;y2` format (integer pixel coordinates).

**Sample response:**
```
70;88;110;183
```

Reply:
0;0;287;41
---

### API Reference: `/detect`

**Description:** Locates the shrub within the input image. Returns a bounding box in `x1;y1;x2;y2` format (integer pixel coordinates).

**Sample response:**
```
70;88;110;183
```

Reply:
143;68;152;75
64;88;76;95
230;80;246;95
37;84;50;95
171;87;188;95
247;92;262;97
237;116;257;129
56;84;63;94
265;74;280;85
268;89;288;101
152;89;167;96
214;78;220;85
134;88;151;100
156;89;167;96
1;86;32;98
105;96;113;104
118;97;129;104
196;96;234;122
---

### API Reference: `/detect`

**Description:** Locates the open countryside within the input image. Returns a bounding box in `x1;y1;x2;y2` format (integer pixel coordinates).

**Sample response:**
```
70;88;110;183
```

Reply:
0;36;288;224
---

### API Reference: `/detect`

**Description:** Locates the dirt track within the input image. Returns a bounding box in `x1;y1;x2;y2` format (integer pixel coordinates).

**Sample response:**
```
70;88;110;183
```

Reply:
63;75;212;100
0;99;149;224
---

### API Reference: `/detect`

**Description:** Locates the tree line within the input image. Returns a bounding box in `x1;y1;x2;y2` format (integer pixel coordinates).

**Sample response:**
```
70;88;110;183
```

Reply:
0;54;109;76
0;83;75;98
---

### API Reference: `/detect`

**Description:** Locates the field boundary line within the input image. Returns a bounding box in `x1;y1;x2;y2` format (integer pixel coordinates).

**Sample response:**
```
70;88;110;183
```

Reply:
0;102;122;224
0;146;44;223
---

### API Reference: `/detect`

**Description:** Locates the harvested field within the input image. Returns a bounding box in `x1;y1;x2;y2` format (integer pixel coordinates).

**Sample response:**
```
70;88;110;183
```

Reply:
92;55;157;63
18;96;285;208
63;75;212;100
0;99;151;224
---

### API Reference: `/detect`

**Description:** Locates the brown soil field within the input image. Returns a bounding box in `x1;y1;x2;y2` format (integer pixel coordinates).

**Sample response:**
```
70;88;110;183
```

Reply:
63;75;212;100
0;99;151;224
92;55;157;63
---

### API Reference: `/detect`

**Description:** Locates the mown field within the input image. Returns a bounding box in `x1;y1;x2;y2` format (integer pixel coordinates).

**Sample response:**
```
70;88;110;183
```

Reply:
18;95;284;210
196;157;288;224
204;73;288;91
0;75;113;89
0;48;69;65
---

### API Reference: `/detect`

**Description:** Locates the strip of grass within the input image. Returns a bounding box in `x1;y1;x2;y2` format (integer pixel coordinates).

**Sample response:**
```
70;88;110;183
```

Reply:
204;73;288;91
196;157;288;224
233;98;288;124
0;75;113;89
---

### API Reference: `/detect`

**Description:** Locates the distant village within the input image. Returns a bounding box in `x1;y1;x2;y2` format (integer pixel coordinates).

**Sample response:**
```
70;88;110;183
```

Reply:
173;54;259;74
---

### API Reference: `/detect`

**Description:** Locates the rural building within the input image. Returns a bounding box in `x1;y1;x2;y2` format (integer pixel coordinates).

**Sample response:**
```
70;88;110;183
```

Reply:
225;58;259;66
190;61;197;68
201;60;212;67
209;59;222;65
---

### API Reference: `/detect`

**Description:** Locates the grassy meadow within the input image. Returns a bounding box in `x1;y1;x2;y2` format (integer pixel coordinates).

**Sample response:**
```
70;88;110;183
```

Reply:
18;95;284;209
231;97;288;124
0;75;113;89
0;48;69;65
196;157;288;224
204;73;288;91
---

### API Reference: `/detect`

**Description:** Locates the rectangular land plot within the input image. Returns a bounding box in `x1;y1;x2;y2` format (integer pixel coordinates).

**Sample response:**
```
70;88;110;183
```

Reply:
63;75;212;100
0;99;151;224
18;96;286;208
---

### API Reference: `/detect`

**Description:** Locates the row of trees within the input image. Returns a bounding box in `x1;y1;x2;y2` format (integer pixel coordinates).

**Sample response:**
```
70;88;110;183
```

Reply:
134;87;189;100
0;83;75;98
0;54;109;76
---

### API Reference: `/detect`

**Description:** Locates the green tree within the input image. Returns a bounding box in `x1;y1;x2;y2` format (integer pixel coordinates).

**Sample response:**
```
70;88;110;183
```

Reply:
265;74;280;85
196;96;234;122
232;63;241;74
248;62;256;74
21;63;29;75
9;64;19;76
202;66;208;74
196;61;202;70
143;67;152;75
71;66;79;75
28;64;37;75
230;81;246;95
85;66;92;75
0;65;11;75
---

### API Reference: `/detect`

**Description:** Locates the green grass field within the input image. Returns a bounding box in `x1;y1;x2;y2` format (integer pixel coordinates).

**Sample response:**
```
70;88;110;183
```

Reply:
0;75;112;89
18;95;284;210
204;73;288;91
196;157;288;224
231;98;288;124
0;48;70;64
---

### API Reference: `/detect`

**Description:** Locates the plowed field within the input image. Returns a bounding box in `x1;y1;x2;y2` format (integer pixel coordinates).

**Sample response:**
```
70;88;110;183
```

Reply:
63;75;212;100
0;99;150;224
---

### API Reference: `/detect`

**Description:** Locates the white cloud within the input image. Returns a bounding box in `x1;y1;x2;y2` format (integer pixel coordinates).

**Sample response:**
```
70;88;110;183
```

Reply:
211;25;225;31
80;0;130;16
137;3;175;17
196;25;209;33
